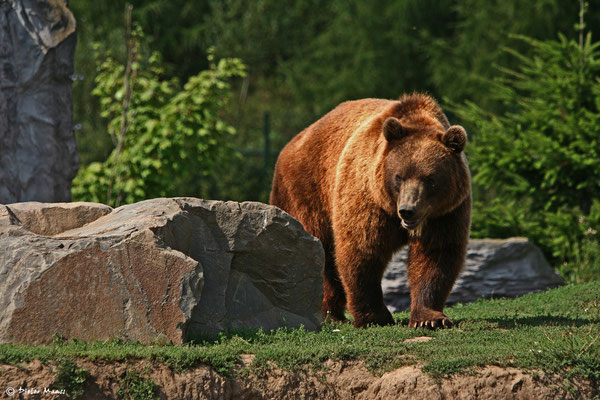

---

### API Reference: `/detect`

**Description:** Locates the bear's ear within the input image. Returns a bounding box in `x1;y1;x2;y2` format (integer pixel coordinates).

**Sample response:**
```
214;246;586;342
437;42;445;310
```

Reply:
442;125;467;153
383;117;408;142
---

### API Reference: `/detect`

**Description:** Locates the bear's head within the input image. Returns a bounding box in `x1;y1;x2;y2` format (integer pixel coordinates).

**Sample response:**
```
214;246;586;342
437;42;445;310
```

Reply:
381;116;470;231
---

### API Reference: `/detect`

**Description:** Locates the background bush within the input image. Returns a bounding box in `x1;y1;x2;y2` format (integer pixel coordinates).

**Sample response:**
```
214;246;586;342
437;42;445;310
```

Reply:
72;26;245;206
453;33;600;283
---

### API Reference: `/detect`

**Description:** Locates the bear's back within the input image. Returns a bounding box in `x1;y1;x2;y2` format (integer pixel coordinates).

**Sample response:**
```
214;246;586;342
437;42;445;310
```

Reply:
271;98;395;231
283;97;394;181
294;98;393;155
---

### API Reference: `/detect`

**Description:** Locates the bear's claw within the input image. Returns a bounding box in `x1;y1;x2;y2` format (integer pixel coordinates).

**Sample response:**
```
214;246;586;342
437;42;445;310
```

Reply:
409;316;453;330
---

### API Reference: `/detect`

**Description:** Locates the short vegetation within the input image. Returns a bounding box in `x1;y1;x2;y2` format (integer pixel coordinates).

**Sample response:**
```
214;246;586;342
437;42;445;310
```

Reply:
117;369;158;400
52;358;89;399
1;282;598;395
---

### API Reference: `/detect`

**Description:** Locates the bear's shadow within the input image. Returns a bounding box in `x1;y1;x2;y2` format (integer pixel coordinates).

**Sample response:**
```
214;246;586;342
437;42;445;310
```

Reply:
458;315;598;329
395;315;597;329
487;315;597;329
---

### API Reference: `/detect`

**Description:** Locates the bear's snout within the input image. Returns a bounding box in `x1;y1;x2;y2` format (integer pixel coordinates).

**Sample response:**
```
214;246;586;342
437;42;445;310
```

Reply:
398;206;416;221
397;205;423;230
397;181;426;229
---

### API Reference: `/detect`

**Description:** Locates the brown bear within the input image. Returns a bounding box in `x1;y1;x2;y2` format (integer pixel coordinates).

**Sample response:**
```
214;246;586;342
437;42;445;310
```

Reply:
270;93;471;329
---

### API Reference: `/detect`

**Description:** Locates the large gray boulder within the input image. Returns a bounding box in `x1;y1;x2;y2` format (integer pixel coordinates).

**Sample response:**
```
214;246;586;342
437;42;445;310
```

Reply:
0;198;324;344
0;0;78;203
383;238;564;312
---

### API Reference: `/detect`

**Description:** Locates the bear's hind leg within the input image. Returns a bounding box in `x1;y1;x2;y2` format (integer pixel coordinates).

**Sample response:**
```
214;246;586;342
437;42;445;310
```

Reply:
322;247;348;322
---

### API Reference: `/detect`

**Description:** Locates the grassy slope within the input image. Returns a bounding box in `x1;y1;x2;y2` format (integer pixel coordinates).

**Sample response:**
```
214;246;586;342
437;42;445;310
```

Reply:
1;281;598;383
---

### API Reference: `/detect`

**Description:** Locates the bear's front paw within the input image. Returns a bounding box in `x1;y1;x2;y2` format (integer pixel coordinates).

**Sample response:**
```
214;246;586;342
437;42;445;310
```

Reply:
409;310;453;330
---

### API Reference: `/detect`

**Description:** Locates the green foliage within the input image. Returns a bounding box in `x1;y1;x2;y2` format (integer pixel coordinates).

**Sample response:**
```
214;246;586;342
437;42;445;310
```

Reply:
53;358;90;399
197;0;576;201
454;32;600;282
72;28;246;206
69;1;215;165
207;0;579;131
70;1;600;203
279;0;451;116
117;369;158;400
69;2;130;165
423;0;579;111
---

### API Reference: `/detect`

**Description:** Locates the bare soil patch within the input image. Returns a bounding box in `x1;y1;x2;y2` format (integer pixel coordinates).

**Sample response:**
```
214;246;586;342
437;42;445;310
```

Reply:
402;336;433;344
1;359;593;399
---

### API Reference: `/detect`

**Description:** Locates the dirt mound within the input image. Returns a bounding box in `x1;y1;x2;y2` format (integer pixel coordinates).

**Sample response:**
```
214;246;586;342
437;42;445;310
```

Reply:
0;359;591;399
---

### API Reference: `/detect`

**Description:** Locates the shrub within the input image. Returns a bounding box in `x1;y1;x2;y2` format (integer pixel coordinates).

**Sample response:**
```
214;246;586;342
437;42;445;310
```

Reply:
454;32;600;283
53;358;89;399
117;369;158;400
72;23;245;206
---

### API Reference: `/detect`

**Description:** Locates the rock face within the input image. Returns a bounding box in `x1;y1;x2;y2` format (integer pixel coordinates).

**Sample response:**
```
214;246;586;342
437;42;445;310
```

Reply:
0;198;324;344
0;0;78;203
383;238;564;312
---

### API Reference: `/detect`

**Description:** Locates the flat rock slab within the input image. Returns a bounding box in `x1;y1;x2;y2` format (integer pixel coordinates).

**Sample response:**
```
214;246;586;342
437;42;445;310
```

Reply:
0;198;324;344
383;238;564;312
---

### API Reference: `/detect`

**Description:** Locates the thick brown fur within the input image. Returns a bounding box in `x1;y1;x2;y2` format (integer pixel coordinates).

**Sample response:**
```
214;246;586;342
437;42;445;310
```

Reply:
270;93;471;329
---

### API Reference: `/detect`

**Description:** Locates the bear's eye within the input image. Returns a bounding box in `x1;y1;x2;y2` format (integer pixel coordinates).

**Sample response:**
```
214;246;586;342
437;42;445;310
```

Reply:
425;177;436;188
395;175;403;185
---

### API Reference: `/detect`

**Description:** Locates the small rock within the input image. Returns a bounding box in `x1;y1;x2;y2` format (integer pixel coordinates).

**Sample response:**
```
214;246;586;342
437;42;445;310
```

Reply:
512;377;524;392
402;336;433;344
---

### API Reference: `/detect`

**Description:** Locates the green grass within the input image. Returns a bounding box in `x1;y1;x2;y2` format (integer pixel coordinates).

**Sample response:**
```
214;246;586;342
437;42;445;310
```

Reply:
1;281;599;388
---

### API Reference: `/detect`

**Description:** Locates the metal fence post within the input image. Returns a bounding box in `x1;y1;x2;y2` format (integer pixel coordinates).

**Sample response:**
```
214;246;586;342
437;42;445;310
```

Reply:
264;111;271;171
263;111;271;194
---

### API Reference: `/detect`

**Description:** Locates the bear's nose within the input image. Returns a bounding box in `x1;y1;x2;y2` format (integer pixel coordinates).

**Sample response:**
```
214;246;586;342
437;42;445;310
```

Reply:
398;207;416;221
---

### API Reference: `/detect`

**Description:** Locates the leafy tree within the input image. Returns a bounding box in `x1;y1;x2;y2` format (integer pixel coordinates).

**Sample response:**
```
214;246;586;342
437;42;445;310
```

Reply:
70;2;129;165
70;1;214;166
423;0;582;111
454;31;600;282
129;0;213;79
72;24;245;206
281;0;453;117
